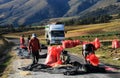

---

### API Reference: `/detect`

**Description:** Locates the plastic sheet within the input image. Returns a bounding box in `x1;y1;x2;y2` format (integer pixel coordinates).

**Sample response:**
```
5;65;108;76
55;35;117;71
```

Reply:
17;48;30;59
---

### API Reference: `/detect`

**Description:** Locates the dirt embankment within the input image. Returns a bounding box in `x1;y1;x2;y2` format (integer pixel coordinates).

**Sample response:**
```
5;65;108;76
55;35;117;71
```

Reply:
0;36;14;77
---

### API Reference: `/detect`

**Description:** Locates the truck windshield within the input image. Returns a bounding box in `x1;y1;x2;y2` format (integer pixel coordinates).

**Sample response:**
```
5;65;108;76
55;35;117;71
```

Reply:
51;31;64;37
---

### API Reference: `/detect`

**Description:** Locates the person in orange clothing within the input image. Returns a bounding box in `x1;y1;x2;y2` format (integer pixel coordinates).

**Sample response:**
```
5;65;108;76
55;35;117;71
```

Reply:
28;33;41;64
20;34;25;49
20;34;25;45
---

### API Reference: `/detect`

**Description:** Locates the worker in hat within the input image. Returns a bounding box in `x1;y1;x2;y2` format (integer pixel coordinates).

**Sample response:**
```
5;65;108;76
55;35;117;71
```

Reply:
28;33;41;64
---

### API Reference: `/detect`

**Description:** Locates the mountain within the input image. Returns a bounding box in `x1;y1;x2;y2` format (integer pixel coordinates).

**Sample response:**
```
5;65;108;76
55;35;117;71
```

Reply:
0;0;120;26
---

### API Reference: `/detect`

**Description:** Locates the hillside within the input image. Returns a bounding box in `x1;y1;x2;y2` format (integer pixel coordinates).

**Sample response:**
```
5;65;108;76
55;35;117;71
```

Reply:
0;0;120;26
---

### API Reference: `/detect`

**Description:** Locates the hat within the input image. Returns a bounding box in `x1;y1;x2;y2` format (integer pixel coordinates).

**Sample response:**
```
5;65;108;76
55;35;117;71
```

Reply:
86;53;99;66
32;33;37;38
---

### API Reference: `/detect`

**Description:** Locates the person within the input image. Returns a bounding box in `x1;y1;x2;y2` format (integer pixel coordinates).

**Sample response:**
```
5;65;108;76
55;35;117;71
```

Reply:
27;35;31;45
20;34;25;46
60;50;70;64
28;33;41;64
19;34;26;49
82;43;95;63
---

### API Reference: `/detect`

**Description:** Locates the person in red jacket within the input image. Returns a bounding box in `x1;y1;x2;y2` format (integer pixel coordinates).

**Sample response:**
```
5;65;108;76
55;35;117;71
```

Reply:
20;34;25;45
28;33;41;64
20;34;25;49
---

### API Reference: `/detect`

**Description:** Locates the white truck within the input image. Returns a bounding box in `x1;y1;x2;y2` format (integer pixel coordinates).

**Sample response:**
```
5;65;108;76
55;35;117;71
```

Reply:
45;23;65;45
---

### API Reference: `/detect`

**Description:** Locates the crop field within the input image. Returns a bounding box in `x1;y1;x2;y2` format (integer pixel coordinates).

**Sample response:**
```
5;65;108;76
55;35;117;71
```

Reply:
65;19;120;38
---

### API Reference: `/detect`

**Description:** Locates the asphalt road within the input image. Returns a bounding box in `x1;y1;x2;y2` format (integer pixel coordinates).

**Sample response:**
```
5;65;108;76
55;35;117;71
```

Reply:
7;37;120;78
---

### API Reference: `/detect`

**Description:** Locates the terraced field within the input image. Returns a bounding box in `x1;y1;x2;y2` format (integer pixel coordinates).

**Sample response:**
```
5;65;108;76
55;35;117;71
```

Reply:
65;19;120;38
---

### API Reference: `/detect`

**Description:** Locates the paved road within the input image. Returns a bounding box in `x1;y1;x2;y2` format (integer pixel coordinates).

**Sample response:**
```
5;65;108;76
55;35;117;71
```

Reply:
7;37;120;78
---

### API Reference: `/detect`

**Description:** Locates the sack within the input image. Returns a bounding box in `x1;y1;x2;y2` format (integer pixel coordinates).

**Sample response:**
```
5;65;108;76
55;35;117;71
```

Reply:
94;38;101;49
86;53;99;66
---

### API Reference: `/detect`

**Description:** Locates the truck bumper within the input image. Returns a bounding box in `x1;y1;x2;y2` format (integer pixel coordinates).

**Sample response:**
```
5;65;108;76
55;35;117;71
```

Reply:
50;40;62;45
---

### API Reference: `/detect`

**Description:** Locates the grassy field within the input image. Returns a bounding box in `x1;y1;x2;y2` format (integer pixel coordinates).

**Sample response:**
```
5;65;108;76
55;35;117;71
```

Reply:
65;19;120;38
3;18;120;67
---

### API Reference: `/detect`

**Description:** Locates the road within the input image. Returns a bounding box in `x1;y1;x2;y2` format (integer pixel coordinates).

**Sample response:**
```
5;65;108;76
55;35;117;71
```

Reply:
6;37;120;78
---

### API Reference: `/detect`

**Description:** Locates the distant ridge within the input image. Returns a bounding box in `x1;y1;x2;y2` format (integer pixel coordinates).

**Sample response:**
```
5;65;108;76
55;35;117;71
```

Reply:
0;0;120;26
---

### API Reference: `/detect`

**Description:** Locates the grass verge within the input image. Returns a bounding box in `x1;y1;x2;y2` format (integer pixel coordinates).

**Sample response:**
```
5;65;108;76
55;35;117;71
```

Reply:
0;49;16;78
0;37;15;77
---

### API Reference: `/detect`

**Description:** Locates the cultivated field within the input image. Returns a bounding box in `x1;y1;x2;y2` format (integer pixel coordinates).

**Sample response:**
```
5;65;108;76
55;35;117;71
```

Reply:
65;19;120;38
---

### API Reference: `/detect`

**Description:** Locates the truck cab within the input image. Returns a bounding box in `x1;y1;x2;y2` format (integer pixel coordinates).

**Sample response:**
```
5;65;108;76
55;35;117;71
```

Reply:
45;24;65;45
